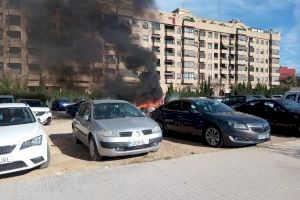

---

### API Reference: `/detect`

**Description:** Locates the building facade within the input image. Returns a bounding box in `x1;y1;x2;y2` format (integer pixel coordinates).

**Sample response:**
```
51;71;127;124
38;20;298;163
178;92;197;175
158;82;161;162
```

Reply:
0;1;281;95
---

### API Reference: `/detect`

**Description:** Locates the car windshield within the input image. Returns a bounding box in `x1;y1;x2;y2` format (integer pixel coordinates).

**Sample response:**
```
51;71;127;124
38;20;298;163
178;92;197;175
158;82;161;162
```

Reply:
0;107;36;126
0;97;13;103
194;100;234;113
93;103;144;120
20;100;47;107
278;99;300;111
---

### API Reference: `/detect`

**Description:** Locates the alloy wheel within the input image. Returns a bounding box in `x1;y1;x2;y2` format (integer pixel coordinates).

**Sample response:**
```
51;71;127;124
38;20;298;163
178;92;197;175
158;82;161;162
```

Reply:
205;127;221;147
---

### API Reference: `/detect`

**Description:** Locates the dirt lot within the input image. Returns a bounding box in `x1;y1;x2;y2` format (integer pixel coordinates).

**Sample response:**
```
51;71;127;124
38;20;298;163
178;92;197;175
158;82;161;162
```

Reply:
1;117;299;183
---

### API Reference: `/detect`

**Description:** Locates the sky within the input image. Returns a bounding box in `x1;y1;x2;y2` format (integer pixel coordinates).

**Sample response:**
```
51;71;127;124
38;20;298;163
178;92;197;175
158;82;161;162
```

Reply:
155;0;300;73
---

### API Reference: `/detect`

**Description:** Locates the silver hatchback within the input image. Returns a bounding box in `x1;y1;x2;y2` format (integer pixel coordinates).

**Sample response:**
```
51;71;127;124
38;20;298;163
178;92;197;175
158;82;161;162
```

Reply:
72;100;162;160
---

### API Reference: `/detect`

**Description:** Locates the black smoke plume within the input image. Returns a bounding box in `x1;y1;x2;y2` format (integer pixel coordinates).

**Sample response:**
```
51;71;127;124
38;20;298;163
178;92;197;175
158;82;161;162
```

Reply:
23;0;163;103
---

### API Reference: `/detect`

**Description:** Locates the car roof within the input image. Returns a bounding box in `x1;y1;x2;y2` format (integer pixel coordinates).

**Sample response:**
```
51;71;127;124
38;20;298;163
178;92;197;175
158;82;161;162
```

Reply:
90;99;130;104
176;97;215;103
0;95;14;98
19;99;42;101
0;103;29;108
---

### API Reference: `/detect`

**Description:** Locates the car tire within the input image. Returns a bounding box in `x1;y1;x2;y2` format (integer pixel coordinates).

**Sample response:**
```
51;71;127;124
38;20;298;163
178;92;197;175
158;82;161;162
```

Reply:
204;126;224;148
40;144;51;169
89;137;102;161
45;118;51;126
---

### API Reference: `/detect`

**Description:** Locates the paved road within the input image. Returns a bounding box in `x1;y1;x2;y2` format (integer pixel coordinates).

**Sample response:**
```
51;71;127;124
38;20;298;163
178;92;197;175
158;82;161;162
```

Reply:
1;140;300;200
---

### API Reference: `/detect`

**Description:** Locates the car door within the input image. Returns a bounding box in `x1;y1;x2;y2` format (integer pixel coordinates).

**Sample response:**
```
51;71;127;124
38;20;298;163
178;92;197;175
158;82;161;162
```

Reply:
161;101;182;133
179;101;205;135
74;103;86;141
257;101;278;125
80;103;92;145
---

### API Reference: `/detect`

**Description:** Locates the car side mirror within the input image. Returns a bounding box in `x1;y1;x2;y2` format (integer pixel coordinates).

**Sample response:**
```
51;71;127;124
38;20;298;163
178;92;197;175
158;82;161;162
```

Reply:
37;117;42;123
83;115;90;121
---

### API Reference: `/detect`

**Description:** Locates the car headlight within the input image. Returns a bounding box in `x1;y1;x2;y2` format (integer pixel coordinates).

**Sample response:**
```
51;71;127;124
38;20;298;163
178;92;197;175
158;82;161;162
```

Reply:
152;125;161;133
20;135;43;150
228;122;248;130
98;130;119;137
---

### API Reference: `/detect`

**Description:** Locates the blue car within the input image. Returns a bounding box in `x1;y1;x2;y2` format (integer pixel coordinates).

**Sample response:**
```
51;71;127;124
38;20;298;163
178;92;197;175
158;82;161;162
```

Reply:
51;98;72;111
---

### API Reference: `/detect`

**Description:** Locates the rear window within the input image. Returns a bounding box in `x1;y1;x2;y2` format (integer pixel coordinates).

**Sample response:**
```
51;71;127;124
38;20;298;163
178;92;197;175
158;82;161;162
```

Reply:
19;100;47;107
286;94;296;101
0;97;14;103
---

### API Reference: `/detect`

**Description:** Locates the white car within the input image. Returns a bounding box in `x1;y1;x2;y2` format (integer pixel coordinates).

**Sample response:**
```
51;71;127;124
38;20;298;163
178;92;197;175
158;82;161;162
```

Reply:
19;99;52;125
0;103;50;175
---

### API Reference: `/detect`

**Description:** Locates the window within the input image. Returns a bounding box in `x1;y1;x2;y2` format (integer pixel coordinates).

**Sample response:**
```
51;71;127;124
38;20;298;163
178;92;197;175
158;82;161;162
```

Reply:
199;51;205;58
184;50;196;57
214;32;219;39
266;59;269;64
184;38;195;46
152;22;160;30
266;41;269;46
181;101;193;112
184;27;194;34
28;64;41;72
238;35;247;41
199;40;206;47
199;62;205;69
177;27;182;34
142;35;148;42
184;61;196;69
286;94;296;101
208;43;212;49
208;32;212;38
142;22;148;29
183;72;195;80
214;53;218;60
256;39;259;44
8;0;21;9
207;64;212;70
177;39;181;46
214;63;218;70
7;14;21;26
272;40;280;46
7;31;21;38
272;58;280;64
165;101;181;111
214;43;218;50
214;74;218;79
272;49;280;55
200;30;206;36
8;63;21;71
105;55;116;64
9;47;21;57
261;40;264;45
177;73;181;79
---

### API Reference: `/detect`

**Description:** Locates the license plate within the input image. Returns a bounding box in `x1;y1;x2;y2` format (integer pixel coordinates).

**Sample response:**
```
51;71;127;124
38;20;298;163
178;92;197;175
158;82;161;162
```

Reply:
258;134;270;140
0;156;12;164
129;139;149;147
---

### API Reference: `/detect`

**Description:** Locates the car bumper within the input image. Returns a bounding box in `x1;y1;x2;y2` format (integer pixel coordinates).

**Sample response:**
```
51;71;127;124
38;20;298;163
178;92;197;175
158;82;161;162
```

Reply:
97;134;163;157
38;113;52;125
0;141;48;175
221;127;271;146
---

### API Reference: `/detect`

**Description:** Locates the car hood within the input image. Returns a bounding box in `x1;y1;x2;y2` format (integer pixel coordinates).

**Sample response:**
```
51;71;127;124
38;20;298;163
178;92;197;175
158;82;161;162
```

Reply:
207;112;266;124
94;117;158;132
0;122;41;145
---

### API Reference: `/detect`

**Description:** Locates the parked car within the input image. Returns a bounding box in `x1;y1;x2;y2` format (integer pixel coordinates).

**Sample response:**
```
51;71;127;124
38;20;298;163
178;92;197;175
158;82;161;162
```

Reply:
72;100;163;160
235;99;300;134
222;95;259;107
18;99;52;125
151;98;270;147
271;95;283;99
66;100;85;117
51;98;72;111
0;95;14;103
0;103;50;175
283;91;300;104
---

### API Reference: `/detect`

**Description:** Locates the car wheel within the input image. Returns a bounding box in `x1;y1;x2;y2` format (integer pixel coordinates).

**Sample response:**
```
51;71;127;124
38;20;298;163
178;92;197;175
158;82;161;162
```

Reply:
204;126;223;147
89;137;102;161
45;118;51;126
40;144;51;169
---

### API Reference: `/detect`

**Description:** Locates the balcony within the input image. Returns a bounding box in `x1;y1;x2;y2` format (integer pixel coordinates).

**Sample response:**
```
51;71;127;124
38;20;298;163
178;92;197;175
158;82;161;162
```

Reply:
8;38;21;46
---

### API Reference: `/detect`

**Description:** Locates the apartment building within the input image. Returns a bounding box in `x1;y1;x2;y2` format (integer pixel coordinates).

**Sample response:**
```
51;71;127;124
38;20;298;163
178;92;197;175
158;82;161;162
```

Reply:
135;8;281;94
0;1;281;95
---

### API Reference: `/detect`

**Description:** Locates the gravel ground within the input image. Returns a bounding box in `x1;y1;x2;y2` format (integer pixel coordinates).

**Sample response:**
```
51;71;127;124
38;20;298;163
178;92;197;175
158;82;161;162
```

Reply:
1;117;299;183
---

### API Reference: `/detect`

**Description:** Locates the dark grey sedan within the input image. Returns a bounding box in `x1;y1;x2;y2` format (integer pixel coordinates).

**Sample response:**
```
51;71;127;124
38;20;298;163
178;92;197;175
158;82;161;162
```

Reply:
151;98;270;147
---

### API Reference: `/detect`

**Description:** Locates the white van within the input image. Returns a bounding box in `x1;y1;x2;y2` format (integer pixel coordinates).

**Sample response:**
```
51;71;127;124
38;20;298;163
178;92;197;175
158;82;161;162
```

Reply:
283;89;300;104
